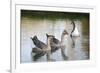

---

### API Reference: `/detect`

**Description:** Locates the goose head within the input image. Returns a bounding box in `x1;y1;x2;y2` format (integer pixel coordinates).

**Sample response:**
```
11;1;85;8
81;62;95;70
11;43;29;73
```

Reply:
31;35;37;40
61;30;69;42
46;34;54;38
30;35;39;43
46;33;55;41
62;30;69;36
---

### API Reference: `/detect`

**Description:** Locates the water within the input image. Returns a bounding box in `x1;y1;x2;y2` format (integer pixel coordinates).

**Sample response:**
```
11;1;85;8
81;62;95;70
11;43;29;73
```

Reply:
21;15;89;63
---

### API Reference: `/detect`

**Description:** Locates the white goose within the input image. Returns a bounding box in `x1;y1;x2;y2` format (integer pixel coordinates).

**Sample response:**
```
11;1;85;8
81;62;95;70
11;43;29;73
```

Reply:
70;21;80;48
70;21;80;37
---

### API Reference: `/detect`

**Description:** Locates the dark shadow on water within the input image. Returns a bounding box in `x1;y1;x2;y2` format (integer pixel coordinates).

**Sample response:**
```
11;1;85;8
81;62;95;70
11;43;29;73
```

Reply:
31;52;45;61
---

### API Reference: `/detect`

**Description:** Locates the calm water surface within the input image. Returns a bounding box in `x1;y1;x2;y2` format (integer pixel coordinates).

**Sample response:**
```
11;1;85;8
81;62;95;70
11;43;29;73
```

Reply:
21;17;89;63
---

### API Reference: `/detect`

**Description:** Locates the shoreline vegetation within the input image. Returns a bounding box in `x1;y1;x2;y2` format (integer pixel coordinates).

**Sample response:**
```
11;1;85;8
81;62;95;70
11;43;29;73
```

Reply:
21;10;89;20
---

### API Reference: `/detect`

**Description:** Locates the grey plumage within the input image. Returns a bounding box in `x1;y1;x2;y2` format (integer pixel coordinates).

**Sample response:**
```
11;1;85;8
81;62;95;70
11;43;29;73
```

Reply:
31;36;47;61
46;34;60;53
31;36;47;49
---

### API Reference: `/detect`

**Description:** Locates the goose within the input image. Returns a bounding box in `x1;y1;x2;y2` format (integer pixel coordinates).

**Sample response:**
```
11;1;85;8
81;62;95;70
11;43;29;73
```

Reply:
31;35;54;61
70;21;80;48
46;30;69;60
46;34;54;61
46;34;60;53
31;36;47;61
31;36;47;49
70;21;80;37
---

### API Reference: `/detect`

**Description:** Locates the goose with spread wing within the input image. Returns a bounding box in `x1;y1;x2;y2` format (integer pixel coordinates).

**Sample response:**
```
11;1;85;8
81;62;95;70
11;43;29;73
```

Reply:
31;35;54;61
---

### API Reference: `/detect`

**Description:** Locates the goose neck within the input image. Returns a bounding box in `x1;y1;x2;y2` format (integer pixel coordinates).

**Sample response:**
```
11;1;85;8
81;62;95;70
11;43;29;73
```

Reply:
71;22;75;33
47;38;51;48
61;34;65;43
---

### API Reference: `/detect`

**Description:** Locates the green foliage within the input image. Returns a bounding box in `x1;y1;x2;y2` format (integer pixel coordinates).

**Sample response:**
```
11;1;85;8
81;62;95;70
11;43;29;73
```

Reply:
21;10;89;20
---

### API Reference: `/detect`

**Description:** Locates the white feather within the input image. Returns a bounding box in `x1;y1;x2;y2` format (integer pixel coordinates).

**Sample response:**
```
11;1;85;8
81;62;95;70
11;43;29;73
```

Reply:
72;27;80;37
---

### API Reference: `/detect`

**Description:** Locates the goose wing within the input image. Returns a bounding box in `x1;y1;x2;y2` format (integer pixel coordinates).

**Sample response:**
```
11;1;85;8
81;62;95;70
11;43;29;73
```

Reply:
51;37;61;53
32;36;47;49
